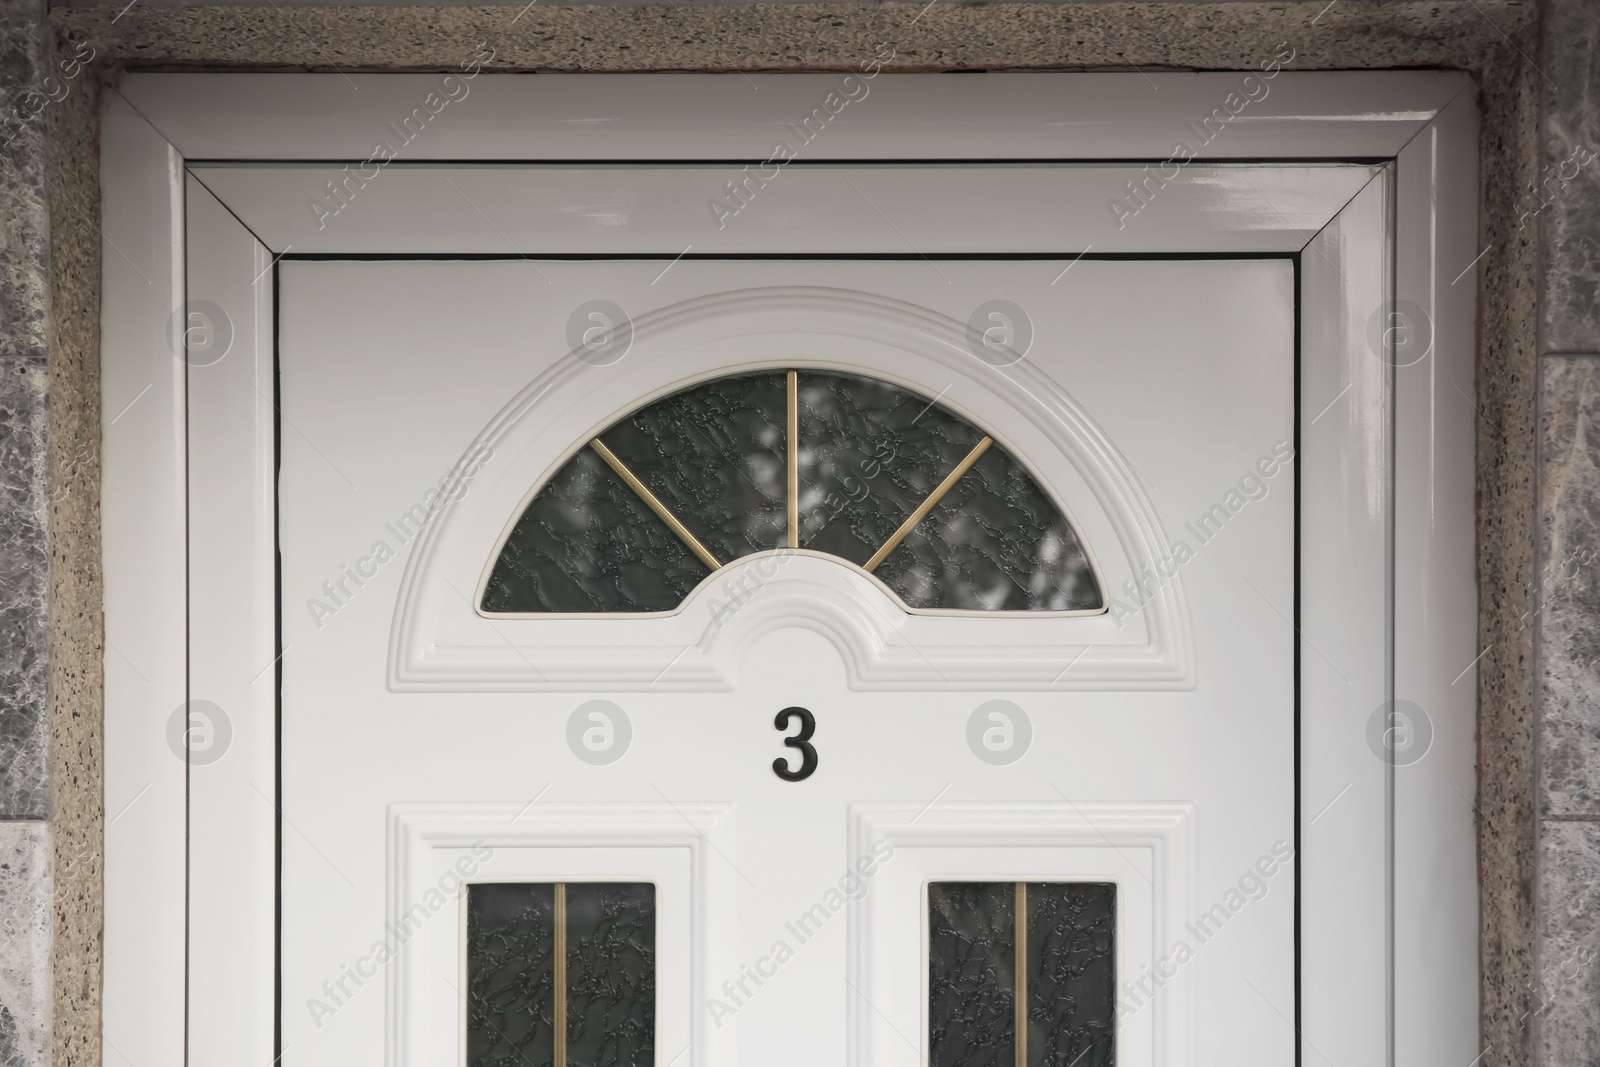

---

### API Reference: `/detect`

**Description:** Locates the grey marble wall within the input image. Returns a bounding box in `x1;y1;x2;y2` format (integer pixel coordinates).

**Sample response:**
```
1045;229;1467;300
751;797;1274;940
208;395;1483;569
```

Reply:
1539;0;1600;356
0;825;51;1067
0;0;55;1064
1538;359;1600;1062
0;0;52;821
1538;0;1600;1062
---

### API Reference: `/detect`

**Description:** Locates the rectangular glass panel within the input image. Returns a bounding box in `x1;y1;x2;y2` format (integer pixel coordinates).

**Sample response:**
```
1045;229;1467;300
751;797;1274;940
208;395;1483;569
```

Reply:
929;881;1017;1067
467;882;656;1067
566;882;656;1067
929;881;1116;1067
468;883;559;1067
1026;882;1116;1067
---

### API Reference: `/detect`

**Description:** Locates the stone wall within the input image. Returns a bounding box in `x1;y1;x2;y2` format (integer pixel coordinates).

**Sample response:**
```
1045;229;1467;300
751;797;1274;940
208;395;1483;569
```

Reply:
0;0;55;1064
1536;0;1600;1061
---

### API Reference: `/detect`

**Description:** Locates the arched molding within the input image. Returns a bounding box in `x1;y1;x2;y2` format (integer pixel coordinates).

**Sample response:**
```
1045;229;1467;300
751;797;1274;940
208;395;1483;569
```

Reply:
388;286;1194;691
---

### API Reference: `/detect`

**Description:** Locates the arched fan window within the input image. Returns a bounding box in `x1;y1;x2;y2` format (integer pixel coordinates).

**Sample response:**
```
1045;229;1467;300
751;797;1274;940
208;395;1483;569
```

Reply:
481;371;1104;614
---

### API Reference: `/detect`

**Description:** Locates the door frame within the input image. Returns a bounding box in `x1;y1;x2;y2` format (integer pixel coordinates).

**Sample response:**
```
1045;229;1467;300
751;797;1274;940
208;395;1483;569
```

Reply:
99;70;1480;1067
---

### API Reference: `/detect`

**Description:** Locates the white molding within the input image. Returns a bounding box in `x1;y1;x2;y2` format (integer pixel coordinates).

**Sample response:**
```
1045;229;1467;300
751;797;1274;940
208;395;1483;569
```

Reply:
100;91;187;1067
120;71;1468;162
847;802;1194;1067
1393;86;1480;1067
387;803;738;1067
188;163;1382;255
1297;172;1392;1067
95;71;1483;1067
389;288;1193;692
185;175;278;1067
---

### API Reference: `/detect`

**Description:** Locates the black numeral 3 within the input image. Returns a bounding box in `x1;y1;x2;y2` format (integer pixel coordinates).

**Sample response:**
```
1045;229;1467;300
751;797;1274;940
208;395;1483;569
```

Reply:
772;706;818;782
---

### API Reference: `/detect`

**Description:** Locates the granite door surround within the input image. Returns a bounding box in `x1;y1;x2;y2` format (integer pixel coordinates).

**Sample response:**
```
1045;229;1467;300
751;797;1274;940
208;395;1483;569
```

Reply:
16;3;1544;1067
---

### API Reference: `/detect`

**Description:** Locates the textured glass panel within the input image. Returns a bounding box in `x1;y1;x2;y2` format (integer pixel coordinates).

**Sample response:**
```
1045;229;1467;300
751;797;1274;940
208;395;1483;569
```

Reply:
482;446;710;613
876;445;1102;611
1026;882;1116;1067
929;882;1016;1067
599;373;788;564
483;369;1103;613
468;883;557;1067
566;883;656;1067
797;371;986;565
466;883;657;1067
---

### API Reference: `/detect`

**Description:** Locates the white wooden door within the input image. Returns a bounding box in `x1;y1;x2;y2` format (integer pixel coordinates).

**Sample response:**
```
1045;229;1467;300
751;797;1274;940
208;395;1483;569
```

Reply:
276;252;1297;1067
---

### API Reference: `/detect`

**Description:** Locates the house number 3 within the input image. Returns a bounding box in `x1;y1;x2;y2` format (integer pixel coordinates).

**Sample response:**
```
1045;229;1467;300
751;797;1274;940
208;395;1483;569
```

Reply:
772;707;818;782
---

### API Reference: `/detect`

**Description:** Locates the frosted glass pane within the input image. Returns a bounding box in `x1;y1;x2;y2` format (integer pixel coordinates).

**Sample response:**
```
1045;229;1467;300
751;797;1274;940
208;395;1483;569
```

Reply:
876;443;1101;611
566;883;656;1067
481;446;710;613
797;370;987;564
468;883;558;1067
929;881;1117;1067
929;881;1017;1067
600;372;788;564
466;882;657;1067
483;370;1101;613
1025;882;1116;1067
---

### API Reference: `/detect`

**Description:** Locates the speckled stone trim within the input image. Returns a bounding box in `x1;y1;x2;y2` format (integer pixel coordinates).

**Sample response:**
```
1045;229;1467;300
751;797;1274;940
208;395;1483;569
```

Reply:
45;62;99;1067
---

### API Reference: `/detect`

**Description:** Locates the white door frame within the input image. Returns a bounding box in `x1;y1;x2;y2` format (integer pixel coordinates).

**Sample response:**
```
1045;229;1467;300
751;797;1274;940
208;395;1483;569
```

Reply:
99;71;1480;1067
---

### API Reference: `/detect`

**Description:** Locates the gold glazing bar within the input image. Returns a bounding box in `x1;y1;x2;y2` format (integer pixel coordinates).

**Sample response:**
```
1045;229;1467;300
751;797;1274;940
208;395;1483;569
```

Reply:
555;883;568;1067
1015;882;1027;1067
787;370;800;548
862;436;993;572
589;438;722;571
